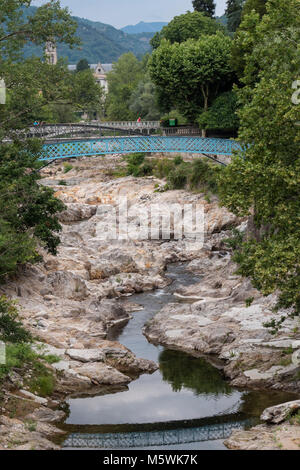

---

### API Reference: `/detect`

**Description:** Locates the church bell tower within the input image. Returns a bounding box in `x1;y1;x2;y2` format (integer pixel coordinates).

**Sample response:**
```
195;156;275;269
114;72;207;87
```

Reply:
45;40;57;65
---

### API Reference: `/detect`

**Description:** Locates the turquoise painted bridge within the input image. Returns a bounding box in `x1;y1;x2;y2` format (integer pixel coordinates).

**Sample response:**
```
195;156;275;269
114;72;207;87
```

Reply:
41;136;242;161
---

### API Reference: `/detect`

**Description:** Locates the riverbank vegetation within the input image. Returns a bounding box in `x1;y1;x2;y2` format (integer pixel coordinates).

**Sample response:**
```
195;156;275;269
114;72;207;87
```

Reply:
118;153;221;196
0;296;57;397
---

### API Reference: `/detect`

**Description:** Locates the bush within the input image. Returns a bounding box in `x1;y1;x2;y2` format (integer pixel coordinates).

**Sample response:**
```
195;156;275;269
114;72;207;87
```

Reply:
167;164;189;189
197;91;239;131
0;296;32;344
123;154;222;194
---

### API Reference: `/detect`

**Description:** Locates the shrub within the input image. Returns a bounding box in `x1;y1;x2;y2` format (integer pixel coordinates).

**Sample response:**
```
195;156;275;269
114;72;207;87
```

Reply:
0;296;32;344
63;163;73;173
197;91;239;131
167;164;189;189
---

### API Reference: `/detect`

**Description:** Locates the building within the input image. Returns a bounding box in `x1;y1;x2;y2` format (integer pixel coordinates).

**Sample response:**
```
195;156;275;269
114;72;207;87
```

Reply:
45;41;57;65
67;63;113;94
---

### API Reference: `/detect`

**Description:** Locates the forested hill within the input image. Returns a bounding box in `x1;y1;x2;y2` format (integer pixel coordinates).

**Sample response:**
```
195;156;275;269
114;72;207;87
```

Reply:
22;7;152;63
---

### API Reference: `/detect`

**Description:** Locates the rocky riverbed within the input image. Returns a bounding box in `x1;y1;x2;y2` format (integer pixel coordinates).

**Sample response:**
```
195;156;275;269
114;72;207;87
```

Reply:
0;154;299;450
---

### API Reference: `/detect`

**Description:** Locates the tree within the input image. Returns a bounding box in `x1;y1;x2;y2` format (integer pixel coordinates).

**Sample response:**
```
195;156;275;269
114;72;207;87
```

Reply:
150;11;225;49
230;0;267;77
129;76;160;120
192;0;216;17
149;33;233;132
218;0;300;318
0;0;78;61
76;58;89;72
242;0;267;17
225;0;245;32
0;1;78;279
106;53;144;120
0;140;65;279
71;68;104;119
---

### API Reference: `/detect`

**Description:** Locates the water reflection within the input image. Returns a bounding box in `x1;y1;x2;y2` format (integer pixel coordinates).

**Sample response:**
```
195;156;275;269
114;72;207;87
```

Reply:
159;349;232;397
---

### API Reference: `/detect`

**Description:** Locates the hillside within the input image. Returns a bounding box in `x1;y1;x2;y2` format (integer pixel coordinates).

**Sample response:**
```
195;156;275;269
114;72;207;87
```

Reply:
121;21;168;34
22;7;152;64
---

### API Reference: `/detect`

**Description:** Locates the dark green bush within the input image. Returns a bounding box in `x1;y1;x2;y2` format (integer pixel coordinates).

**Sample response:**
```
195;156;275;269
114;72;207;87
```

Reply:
197;91;239;131
0;296;32;344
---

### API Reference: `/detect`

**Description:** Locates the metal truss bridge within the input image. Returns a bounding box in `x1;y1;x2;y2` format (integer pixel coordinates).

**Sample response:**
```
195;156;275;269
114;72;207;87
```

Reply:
29;121;160;138
41;135;242;161
63;419;249;449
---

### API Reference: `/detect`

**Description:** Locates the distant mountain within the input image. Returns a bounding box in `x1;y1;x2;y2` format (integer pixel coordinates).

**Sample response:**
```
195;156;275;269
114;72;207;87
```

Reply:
121;21;168;34
22;7;152;64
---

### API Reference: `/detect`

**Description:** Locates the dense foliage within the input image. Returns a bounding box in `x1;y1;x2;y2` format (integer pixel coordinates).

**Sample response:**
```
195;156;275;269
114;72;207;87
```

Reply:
149;33;233;126
197;91;239;131
219;0;300;318
0;1;83;281
106;53;145;120
0;140;65;279
192;0;216;17
0;296;32;343
150;11;225;49
129;76;160;120
225;0;245;32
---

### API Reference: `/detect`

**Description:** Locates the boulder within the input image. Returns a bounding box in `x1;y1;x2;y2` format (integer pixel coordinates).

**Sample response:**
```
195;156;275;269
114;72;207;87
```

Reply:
261;400;300;424
66;349;105;363
46;271;88;300
87;298;129;323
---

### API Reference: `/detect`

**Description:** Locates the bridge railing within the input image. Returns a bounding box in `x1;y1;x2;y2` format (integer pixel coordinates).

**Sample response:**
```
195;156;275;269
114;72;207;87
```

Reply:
96;121;161;129
41;135;243;161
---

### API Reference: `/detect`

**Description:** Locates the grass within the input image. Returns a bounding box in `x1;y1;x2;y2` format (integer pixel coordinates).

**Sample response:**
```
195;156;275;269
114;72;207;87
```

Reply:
0;343;56;397
63;163;73;174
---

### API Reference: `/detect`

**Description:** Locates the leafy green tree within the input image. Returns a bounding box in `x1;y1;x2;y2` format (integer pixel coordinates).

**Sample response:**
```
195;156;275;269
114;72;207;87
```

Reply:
71;68;104;119
225;0;245;32
0;140;65;279
219;0;300;318
192;0;216;17
106;53;144;120
149;33;233;131
76;58;89;72
129;75;160;120
0;0;78;61
242;0;267;17
0;1;78;280
230;0;267;77
150;11;225;49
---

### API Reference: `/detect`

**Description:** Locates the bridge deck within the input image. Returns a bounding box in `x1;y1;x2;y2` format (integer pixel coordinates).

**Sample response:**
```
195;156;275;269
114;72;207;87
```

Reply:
41;136;242;160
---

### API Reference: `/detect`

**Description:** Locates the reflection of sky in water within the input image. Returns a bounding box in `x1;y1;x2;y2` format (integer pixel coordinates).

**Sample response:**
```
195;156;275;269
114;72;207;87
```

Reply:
66;370;242;425
67;263;242;426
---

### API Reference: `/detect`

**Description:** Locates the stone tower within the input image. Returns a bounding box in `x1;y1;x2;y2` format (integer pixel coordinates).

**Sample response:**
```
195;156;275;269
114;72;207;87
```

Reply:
45;41;57;65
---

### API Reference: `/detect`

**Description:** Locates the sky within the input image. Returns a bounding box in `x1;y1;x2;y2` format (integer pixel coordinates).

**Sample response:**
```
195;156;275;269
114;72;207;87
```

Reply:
32;0;227;29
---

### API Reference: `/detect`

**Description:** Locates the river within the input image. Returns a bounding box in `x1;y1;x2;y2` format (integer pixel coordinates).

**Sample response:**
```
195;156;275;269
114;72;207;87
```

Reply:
61;262;295;450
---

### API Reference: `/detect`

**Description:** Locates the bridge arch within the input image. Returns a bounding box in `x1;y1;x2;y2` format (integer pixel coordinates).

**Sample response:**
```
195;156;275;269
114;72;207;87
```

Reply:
41;136;242;161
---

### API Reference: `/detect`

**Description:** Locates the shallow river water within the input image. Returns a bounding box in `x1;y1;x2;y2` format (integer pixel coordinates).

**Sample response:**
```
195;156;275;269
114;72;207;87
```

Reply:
62;263;295;450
